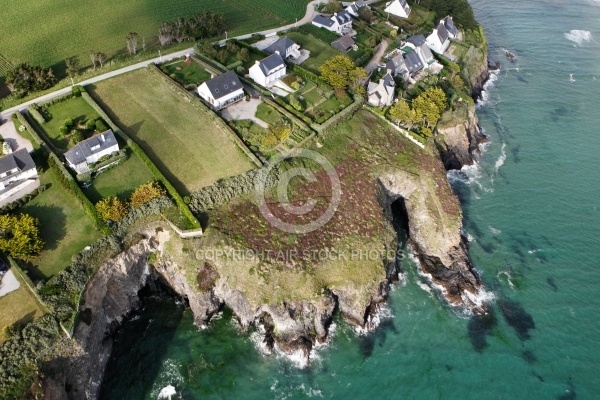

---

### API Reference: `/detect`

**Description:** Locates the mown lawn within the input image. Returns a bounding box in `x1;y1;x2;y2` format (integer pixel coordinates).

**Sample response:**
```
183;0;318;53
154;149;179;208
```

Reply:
38;96;102;151
16;169;101;280
85;149;155;203
285;32;341;74
0;267;46;343
88;69;255;194
160;60;212;86
0;0;311;69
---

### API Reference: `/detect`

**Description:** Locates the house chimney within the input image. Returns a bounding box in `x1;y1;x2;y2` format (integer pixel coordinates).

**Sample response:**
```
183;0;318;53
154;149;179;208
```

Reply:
101;133;105;141
275;50;280;55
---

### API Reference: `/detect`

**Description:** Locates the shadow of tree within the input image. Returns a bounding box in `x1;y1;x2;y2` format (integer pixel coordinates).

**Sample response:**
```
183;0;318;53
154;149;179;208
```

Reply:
21;204;67;251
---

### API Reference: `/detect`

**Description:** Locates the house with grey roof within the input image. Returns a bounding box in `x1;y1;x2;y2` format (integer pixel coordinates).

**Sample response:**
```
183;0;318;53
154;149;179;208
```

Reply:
331;34;357;53
0;148;38;204
312;11;353;35
404;50;425;76
367;72;395;107
344;1;370;18
384;0;412;18
64;130;119;174
264;37;301;60
197;70;244;110
386;53;410;80
249;52;287;88
406;35;435;65
426;16;458;54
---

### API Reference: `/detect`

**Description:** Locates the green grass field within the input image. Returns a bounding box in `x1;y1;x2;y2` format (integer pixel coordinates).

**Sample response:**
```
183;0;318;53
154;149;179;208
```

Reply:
88;69;255;194
0;0;311;70
16;168;101;280
286;32;341;74
38;96;102;150
160;60;212;86
0;268;46;343
85;150;155;203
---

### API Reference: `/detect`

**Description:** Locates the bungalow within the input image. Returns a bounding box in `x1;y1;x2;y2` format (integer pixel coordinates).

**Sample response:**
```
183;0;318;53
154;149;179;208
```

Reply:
249;52;287;88
426;17;458;54
367;72;395;107
344;1;370;18
64;130;119;174
312;11;353;35
264;37;302;60
0;148;38;203
384;0;412;19
406;35;435;65
197;71;244;110
331;34;357;53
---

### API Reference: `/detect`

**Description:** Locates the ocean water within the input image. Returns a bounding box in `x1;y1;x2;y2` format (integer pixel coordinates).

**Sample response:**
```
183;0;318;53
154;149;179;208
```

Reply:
101;1;600;398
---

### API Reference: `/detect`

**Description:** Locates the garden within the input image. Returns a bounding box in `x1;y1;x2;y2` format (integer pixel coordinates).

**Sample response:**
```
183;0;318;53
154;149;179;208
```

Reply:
160;58;212;87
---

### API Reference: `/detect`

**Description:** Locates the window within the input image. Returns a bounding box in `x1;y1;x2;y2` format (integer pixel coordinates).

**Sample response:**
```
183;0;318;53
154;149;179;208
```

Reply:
224;85;229;89
215;89;220;93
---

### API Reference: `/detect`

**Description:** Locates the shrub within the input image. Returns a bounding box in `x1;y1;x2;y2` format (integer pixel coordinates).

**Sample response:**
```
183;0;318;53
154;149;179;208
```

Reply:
86;119;96;130
95;197;129;222
64;118;74;128
27;105;46;125
59;125;68;136
130;181;167;208
70;129;83;144
95;119;108;132
72;85;83;97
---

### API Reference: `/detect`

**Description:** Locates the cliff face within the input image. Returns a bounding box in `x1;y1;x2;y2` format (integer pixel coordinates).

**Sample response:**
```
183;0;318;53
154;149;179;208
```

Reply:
44;235;164;400
436;106;487;170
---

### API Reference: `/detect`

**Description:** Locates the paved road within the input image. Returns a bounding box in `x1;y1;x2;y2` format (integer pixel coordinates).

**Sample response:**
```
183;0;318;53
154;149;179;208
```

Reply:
365;38;390;74
0;48;194;120
1;0;384;120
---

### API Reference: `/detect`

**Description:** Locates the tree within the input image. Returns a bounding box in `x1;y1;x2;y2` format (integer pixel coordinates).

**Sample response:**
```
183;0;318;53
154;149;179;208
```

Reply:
412;87;447;131
237;48;249;62
0;214;44;261
6;63;57;95
390;29;398;38
65;56;80;77
89;51;98;68
96;52;107;67
358;7;374;23
64;118;74;129
96;197;129;222
158;22;174;46
130;182;166;208
126;32;139;55
389;100;419;130
323;0;343;13
319;55;364;91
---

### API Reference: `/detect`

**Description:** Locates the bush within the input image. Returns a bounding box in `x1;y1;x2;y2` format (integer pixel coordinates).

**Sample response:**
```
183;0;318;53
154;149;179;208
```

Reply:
96;197;129;222
130;181;167;208
70;129;83;144
95;119;108;132
86;119;96;130
27;105;46;125
64;118;74;128
72;85;83;97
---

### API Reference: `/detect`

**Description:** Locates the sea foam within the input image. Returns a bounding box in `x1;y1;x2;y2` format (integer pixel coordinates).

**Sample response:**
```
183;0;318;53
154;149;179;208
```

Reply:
564;30;593;45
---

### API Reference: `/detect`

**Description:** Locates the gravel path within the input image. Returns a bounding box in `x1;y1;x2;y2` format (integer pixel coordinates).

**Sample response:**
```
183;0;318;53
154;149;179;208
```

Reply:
0;270;21;297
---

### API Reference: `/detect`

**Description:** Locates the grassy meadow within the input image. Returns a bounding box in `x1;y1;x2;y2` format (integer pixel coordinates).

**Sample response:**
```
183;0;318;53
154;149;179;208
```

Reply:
88;69;255;194
0;0;311;69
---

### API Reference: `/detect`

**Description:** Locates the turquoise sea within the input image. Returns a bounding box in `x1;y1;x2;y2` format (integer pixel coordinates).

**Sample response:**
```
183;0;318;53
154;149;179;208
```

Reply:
101;0;600;398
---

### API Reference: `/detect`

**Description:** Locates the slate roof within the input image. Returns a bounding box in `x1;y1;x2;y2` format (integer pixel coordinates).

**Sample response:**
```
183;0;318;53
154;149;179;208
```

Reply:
258;53;286;77
347;1;367;14
64;130;118;166
444;16;458;36
264;37;297;56
203;71;243;100
406;35;426;47
334;10;353;25
418;44;434;63
313;14;335;27
0;149;36;183
404;50;424;73
437;22;450;43
382;73;395;87
331;34;356;52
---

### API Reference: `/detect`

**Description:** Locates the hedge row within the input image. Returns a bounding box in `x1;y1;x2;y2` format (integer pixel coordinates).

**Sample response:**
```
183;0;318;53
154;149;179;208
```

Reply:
27;104;46;125
0;184;49;214
46;153;111;234
14;112;46;149
290;64;327;86
81;88;202;229
316;95;365;133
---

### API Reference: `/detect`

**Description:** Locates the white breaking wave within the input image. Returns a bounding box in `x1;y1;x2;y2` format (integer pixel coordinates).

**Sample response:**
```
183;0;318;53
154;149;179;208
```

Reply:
157;385;177;400
569;74;576;82
494;143;507;172
476;69;499;108
354;303;394;336
497;270;515;290
564;30;593;46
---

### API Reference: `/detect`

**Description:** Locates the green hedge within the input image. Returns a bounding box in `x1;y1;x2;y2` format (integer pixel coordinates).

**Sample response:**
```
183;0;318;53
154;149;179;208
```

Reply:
316;95;365;133
14;112;46;149
81;88;202;229
27;105;46;125
226;60;243;70
290;64;327;85
46;154;111;234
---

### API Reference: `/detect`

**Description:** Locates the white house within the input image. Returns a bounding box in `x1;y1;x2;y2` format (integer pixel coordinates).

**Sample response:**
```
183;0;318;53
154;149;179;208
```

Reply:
312;11;353;35
0;148;38;204
384;0;412;19
426;17;457;54
264;37;302;60
344;1;370;18
406;35;435;65
197;70;244;110
64;130;119;174
249;52;287;88
367;72;395;107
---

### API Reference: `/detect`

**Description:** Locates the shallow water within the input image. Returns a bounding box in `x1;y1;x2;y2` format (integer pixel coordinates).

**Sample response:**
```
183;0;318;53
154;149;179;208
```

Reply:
101;1;600;398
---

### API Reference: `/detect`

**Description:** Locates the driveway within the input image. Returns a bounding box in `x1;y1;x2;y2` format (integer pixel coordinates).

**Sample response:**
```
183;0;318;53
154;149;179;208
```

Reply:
0;270;21;297
220;99;268;128
365;39;390;74
0;120;34;152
